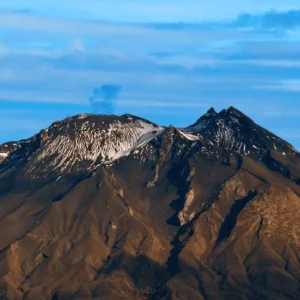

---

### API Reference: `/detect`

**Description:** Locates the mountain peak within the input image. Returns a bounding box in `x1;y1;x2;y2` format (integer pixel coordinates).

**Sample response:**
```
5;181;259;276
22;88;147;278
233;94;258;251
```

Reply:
227;106;240;113
207;107;217;115
184;106;297;160
224;106;246;116
190;106;245;129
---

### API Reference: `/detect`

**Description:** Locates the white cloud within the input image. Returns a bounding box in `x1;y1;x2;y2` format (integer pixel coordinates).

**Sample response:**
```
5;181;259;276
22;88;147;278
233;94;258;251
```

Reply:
275;128;300;139
0;12;149;35
0;11;267;45
116;99;208;108
153;55;219;68
259;110;300;117
2;1;300;22
70;38;85;52
256;79;300;91
0;90;89;104
234;59;300;67
0;43;10;55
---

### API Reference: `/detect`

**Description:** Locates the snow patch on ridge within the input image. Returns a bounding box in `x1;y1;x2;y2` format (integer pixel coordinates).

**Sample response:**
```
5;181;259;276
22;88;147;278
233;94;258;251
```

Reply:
25;118;163;176
178;130;200;141
106;126;165;164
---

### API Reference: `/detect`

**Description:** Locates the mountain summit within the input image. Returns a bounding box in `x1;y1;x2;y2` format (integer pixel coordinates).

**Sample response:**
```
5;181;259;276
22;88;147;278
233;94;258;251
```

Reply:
0;107;300;299
187;106;295;154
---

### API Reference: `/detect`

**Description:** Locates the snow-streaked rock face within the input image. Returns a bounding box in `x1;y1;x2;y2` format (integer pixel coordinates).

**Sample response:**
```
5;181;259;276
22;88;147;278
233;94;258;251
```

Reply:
0;152;9;164
0;140;30;172
0;114;163;178
184;106;297;156
1;108;299;182
30;116;163;176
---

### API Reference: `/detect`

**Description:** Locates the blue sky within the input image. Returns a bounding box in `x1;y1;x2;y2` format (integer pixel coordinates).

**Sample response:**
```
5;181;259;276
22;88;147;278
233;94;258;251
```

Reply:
0;1;300;149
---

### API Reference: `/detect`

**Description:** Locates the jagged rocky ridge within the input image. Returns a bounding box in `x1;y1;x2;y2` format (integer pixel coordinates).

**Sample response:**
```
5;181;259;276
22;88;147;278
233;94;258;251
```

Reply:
1;107;299;183
0;107;300;299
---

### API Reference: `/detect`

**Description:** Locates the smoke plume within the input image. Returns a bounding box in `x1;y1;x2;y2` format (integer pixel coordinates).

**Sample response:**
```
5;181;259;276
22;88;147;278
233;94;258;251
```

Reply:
89;84;122;114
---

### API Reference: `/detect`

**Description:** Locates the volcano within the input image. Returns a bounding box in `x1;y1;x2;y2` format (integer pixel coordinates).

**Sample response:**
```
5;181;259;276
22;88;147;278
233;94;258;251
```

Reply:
0;107;300;299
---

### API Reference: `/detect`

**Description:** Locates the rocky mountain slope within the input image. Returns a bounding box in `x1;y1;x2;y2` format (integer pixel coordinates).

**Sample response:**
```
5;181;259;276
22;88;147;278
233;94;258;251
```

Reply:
0;107;299;299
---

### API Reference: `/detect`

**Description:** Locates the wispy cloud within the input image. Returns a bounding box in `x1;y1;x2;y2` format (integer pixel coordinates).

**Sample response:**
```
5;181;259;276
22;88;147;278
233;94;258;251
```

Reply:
275;128;300;139
257;110;300;118
231;59;300;68
116;99;208;108
69;38;85;52
1;3;300;148
234;10;300;29
0;90;90;104
0;42;10;55
3;1;300;22
256;80;300;91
